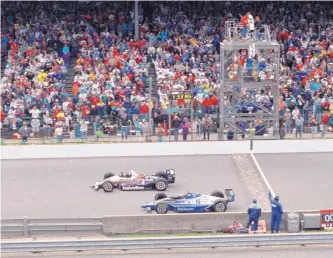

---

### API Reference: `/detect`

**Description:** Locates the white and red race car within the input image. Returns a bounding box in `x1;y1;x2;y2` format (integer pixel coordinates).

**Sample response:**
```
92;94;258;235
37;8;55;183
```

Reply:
91;169;176;192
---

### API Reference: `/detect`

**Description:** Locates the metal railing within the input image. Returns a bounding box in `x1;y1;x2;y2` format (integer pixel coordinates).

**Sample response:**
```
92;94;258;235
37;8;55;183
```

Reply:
2;232;333;253
1;218;103;237
224;64;278;82
227;24;272;43
1;130;333;145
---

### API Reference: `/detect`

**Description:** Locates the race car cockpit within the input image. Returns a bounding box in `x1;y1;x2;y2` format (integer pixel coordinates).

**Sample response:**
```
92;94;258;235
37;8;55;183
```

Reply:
119;170;138;178
184;193;201;199
170;194;185;200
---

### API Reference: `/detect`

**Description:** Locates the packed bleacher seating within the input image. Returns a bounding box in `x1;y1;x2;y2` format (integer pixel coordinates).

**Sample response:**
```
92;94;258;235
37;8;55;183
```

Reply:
1;1;333;142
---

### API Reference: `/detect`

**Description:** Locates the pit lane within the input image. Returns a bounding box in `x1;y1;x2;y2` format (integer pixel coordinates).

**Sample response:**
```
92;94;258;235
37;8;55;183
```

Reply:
1;155;252;219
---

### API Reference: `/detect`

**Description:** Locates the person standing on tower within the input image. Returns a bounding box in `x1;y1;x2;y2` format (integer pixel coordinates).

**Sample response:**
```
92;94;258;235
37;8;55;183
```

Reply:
241;13;249;40
247;12;255;35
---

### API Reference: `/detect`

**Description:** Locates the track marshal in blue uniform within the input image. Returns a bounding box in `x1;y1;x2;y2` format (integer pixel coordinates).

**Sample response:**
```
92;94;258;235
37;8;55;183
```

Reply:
269;191;283;233
246;199;261;232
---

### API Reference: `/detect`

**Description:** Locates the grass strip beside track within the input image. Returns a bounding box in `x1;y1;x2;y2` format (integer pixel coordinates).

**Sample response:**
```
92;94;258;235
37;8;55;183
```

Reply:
109;232;225;238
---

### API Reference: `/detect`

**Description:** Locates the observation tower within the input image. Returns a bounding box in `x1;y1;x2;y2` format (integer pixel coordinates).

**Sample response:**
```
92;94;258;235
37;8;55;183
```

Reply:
219;20;280;140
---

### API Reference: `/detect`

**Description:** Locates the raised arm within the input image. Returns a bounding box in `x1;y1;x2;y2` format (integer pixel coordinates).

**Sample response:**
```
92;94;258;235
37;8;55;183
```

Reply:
268;191;274;203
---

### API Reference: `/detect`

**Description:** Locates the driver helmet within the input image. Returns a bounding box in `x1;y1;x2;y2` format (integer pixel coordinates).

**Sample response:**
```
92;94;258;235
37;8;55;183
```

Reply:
120;172;124;177
126;171;131;177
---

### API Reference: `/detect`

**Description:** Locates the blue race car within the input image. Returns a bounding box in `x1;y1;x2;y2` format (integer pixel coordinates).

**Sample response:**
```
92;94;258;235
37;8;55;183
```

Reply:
141;189;235;214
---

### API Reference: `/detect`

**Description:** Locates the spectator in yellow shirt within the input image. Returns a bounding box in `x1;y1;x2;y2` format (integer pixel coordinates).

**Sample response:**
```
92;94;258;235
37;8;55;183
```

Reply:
89;72;96;81
37;71;47;83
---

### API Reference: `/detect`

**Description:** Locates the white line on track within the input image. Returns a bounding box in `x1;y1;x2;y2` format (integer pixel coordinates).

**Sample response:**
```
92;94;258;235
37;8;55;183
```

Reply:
250;152;275;197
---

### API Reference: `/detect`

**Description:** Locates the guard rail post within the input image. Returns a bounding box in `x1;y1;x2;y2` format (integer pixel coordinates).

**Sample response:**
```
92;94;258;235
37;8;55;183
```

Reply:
23;217;29;236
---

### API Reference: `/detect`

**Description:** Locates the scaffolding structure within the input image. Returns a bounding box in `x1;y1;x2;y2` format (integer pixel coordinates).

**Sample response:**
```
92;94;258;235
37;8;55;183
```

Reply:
219;20;280;140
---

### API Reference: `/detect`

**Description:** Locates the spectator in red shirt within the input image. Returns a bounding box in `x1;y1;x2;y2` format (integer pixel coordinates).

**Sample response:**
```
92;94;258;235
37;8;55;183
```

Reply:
72;82;80;95
177;98;185;107
82;104;91;121
139;101;149;120
202;96;212;114
53;101;60;119
321;111;330;138
241;13;249;39
89;95;100;107
1;108;5;122
210;94;218;112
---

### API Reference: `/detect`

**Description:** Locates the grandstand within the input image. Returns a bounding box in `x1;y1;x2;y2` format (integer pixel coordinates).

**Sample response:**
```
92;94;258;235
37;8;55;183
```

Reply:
1;1;332;141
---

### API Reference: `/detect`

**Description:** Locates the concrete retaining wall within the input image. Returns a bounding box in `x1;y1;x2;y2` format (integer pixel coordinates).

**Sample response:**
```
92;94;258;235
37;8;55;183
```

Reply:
103;210;320;235
2;139;333;160
1;211;319;236
102;212;291;235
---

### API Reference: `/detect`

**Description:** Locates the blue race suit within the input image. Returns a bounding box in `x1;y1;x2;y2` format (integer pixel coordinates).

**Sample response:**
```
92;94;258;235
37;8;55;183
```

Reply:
269;192;283;233
246;203;262;231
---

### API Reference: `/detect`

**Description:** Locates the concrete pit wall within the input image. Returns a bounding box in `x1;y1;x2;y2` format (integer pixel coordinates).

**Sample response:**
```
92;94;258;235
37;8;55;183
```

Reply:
102;212;288;235
103;210;320;235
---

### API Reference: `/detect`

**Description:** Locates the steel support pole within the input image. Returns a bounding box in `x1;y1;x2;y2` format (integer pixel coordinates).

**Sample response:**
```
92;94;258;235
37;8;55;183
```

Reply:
148;77;152;141
134;0;139;41
168;98;171;142
219;45;225;141
274;44;281;139
190;99;194;141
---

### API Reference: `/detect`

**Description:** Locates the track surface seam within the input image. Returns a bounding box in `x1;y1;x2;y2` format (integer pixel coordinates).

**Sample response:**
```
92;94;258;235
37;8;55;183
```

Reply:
232;154;271;210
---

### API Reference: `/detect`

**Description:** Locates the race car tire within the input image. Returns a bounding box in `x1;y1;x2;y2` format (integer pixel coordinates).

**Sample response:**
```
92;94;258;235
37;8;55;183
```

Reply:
210;190;225;198
213;200;227;212
103;173;115;180
102;181;114;192
155;171;167;179
155;179;168;191
155;193;167;201
155;202;168;214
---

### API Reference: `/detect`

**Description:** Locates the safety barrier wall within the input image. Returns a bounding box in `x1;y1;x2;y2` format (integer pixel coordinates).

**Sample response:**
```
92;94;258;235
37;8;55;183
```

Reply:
103;212;281;234
1;218;103;237
103;210;319;235
1;139;333;160
2;211;319;237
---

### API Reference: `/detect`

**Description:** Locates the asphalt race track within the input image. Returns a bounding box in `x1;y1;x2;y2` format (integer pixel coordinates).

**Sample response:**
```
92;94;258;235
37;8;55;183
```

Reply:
1;155;252;219
255;153;333;211
2;153;331;219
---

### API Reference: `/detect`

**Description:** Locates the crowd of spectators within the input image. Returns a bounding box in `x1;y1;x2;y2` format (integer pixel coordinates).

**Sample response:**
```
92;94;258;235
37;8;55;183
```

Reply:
1;1;333;142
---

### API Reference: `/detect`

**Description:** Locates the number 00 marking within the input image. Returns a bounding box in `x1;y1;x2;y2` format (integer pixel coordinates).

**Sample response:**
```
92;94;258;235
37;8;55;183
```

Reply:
324;214;333;222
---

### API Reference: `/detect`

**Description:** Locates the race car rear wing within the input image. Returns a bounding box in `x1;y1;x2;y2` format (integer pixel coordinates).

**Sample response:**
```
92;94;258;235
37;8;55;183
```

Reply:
166;169;175;175
225;189;235;203
165;169;175;183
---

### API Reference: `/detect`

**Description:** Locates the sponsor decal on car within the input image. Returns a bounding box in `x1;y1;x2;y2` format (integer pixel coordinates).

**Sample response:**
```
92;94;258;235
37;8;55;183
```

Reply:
175;207;195;211
122;185;145;190
133;179;145;185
